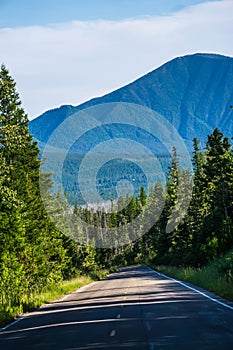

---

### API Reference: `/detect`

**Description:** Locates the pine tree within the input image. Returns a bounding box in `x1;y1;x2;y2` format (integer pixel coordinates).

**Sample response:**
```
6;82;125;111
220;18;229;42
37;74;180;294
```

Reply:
0;64;40;195
202;128;233;257
185;138;207;265
205;129;232;219
155;147;180;263
139;187;147;207
0;157;28;308
0;65;72;307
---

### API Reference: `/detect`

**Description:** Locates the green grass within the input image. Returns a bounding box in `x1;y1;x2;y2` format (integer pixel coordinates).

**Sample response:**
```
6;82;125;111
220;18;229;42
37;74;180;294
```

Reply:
151;250;233;301
0;269;109;328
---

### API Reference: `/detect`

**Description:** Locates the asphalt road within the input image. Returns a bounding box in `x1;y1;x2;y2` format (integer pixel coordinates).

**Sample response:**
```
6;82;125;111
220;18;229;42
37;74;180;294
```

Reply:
1;266;233;349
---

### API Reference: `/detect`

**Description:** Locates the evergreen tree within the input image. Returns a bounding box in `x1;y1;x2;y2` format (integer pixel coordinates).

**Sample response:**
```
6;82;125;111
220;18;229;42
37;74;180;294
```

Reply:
155;147;180;263
202;128;233;258
185;138;207;265
139;186;147;207
0;65;72;310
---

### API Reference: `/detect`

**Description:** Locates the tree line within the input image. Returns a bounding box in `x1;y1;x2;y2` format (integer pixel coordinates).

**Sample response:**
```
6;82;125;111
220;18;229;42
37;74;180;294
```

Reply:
74;128;233;268
0;65;100;316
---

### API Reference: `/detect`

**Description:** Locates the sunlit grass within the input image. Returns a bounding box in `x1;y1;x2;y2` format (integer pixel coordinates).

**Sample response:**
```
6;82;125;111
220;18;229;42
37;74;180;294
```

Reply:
152;250;233;301
0;270;109;328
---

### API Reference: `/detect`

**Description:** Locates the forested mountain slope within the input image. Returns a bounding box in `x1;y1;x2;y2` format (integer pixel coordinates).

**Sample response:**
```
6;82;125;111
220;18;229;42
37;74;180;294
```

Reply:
30;53;233;147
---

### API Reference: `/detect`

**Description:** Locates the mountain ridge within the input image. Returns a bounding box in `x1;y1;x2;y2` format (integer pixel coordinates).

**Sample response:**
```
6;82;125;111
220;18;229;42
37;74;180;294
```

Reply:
29;52;233;147
30;53;233;204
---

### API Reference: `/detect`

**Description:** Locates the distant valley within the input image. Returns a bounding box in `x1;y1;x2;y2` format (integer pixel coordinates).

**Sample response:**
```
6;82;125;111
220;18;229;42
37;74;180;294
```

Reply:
29;53;233;204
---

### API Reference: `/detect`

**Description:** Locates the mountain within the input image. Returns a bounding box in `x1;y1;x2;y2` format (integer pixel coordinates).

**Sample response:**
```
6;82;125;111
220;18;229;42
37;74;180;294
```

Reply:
30;53;233;146
29;53;233;204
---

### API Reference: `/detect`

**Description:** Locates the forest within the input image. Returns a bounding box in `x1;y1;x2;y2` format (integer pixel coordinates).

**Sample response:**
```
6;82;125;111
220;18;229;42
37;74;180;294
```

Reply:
0;64;233;325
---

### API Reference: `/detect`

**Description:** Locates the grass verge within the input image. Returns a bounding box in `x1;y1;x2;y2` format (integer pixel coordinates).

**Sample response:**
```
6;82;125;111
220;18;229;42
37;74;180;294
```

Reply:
151;250;233;302
0;269;109;328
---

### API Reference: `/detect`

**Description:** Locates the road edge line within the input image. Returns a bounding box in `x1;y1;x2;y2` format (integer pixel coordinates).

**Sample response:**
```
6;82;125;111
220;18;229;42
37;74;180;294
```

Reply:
148;267;233;311
1;316;24;332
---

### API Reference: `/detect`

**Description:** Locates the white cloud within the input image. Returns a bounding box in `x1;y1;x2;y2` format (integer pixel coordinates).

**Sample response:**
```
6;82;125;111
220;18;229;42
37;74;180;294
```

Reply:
0;0;232;119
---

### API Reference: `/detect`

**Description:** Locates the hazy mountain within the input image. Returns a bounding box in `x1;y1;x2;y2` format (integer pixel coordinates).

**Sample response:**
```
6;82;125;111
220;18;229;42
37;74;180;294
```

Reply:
30;53;233;148
29;53;233;204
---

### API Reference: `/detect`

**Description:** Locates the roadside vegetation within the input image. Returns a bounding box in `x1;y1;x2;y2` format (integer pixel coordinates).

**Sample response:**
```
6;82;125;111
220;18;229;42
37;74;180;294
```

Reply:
0;270;110;328
152;248;233;301
0;65;233;328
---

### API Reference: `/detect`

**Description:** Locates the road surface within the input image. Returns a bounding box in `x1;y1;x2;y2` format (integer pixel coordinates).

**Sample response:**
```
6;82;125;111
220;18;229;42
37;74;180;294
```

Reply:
1;266;233;349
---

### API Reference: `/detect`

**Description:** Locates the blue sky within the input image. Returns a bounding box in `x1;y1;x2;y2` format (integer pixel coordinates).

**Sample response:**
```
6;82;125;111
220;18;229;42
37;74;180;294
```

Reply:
0;0;232;119
0;0;219;27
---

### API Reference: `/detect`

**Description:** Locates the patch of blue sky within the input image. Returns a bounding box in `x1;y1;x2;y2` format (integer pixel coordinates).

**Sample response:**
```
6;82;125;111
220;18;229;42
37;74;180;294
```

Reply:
0;0;222;28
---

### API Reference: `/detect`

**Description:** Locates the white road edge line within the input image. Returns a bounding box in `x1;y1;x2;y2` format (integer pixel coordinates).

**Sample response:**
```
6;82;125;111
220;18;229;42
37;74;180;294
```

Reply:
0;318;138;335
148;267;233;311
1;317;24;331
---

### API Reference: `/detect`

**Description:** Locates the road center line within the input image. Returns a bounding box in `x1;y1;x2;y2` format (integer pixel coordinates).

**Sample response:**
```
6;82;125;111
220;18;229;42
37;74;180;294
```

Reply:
110;329;116;337
146;321;152;332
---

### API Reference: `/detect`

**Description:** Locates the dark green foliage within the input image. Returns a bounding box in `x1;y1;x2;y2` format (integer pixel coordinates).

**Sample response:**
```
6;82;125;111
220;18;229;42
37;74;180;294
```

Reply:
75;129;233;270
155;129;232;267
0;65;84;322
